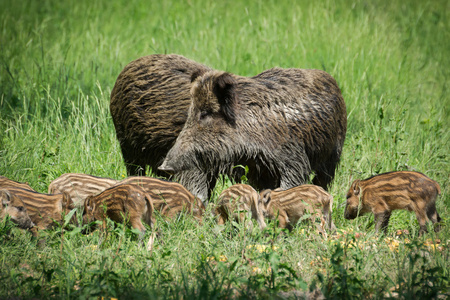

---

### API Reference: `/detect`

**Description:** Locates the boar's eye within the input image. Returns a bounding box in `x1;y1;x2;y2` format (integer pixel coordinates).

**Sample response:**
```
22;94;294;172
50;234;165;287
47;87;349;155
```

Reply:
17;206;25;212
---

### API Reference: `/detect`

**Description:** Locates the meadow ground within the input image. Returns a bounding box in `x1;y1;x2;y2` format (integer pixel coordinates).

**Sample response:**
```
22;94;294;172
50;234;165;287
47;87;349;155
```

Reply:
0;0;449;298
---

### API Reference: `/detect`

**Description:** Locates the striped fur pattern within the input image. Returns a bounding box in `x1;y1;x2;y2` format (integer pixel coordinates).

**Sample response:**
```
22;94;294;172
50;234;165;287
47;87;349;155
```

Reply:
83;183;154;236
2;187;76;230
0;176;35;191
48;173;119;207
0;189;34;229
259;184;335;232
344;171;441;235
120;177;205;222
215;184;266;230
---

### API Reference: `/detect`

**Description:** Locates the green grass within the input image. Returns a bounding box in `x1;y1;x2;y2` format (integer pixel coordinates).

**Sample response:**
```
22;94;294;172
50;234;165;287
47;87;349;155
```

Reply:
1;0;449;298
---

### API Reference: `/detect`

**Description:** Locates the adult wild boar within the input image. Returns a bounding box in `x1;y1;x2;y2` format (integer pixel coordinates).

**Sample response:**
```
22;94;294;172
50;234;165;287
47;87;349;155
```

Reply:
159;68;347;201
344;171;441;235
110;54;211;176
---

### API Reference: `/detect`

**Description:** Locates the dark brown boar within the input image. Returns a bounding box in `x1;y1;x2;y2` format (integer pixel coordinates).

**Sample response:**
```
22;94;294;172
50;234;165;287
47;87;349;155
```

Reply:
258;184;335;233
0;176;35;191
0;189;34;229
83;183;154;237
110;54;211;176
2;187;76;230
344;171;441;235
48;173;119;207
215;184;266;230
158;68;347;201
120;176;205;222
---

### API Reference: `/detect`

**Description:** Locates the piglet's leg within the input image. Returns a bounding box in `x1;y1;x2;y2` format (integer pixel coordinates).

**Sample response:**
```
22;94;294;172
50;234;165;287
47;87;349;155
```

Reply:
277;211;290;230
374;211;391;235
414;209;428;236
130;218;146;240
426;202;441;232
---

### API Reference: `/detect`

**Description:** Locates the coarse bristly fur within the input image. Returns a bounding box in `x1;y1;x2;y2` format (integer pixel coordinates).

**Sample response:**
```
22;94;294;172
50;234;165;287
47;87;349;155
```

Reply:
1;187;76;230
344;171;442;235
0;189;34;229
48;173;119;207
83;183;155;237
215;184;266;230
159;68;347;201
110;54;212;177
258;184;336;233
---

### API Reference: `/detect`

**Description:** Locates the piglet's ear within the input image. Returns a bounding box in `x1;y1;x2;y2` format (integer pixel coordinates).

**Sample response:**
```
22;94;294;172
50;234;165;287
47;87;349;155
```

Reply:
0;190;11;207
259;190;272;205
84;197;93;212
352;180;361;195
213;72;238;125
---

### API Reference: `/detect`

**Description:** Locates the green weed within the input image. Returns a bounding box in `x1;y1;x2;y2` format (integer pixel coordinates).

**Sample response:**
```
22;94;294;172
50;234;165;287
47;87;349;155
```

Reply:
0;0;449;298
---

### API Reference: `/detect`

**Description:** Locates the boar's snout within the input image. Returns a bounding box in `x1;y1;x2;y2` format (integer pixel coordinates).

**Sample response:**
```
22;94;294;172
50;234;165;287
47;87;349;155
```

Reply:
158;161;176;175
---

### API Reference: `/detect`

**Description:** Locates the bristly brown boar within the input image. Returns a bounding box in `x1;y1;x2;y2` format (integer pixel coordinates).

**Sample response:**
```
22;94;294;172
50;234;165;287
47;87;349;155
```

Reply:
259;184;335;233
159;68;347;201
110;54;212;176
0;189;34;229
48;173;119;207
83;183;154;237
120;176;205;222
215;184;266;230
344;171;441;235
2;187;76;230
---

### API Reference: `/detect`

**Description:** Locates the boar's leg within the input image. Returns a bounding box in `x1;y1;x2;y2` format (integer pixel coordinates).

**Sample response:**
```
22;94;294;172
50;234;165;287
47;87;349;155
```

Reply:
118;141;146;176
374;211;391;235
312;159;338;191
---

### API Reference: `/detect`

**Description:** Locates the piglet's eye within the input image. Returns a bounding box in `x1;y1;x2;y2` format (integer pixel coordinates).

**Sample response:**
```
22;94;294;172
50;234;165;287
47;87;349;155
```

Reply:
200;111;210;120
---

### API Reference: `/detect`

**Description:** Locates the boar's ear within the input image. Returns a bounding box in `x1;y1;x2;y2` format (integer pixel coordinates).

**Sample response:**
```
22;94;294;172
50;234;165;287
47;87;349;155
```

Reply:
352;180;361;196
191;69;207;83
212;72;237;125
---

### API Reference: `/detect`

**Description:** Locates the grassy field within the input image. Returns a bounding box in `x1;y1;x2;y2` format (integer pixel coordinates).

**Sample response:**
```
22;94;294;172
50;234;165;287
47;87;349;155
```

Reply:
1;0;449;298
